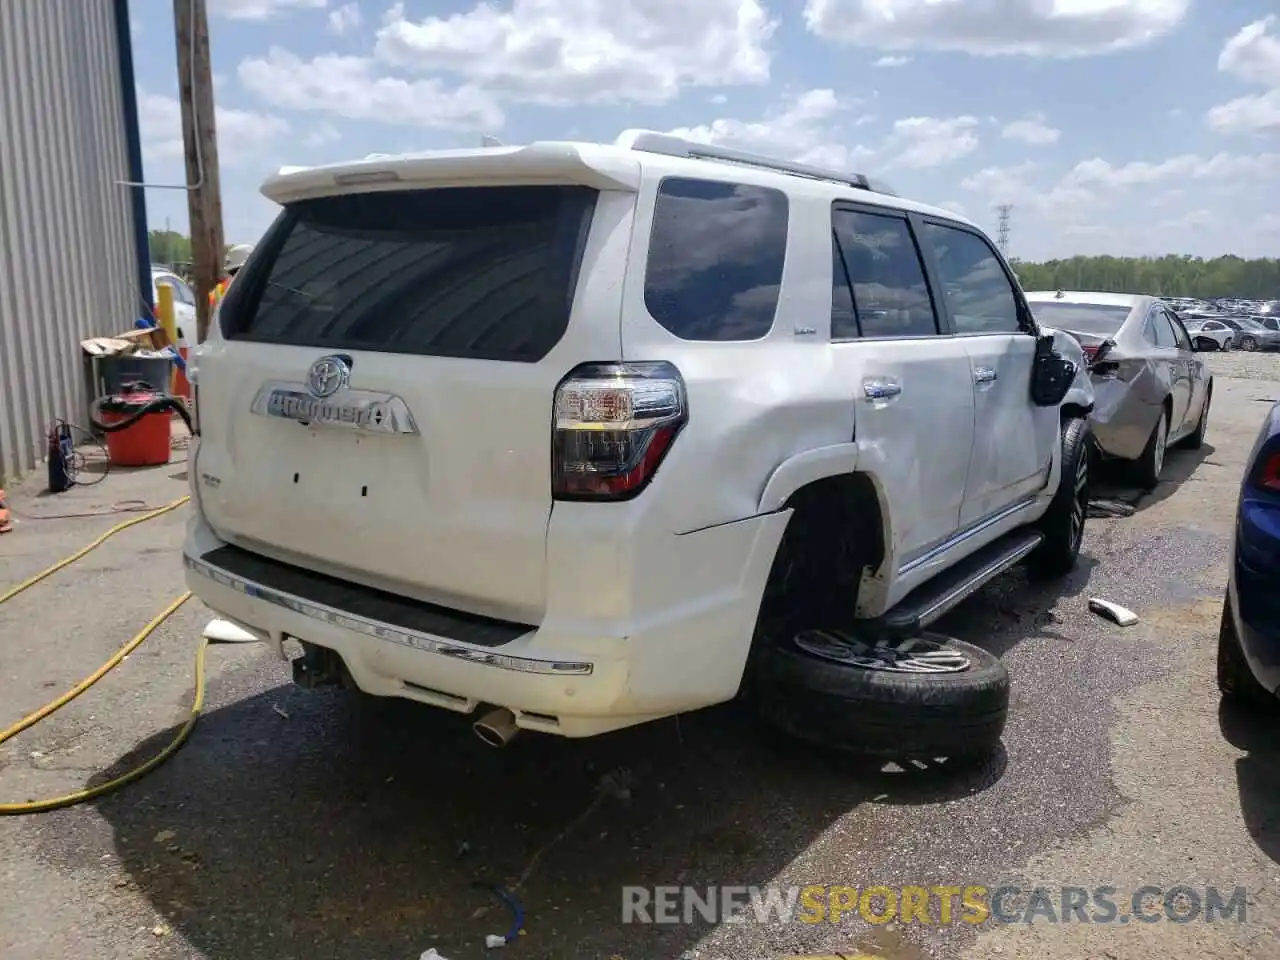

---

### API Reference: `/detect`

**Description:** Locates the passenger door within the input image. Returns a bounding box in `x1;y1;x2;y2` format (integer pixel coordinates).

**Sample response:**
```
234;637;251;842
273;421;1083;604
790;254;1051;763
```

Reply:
1164;308;1202;434
1149;307;1192;433
830;205;975;569
915;218;1054;528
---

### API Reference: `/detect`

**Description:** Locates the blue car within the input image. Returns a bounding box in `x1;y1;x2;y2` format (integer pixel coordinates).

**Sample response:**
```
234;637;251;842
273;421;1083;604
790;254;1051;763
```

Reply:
1219;400;1280;703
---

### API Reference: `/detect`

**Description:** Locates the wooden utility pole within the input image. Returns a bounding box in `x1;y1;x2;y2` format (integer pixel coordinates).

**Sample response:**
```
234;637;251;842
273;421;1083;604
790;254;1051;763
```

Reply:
174;0;224;343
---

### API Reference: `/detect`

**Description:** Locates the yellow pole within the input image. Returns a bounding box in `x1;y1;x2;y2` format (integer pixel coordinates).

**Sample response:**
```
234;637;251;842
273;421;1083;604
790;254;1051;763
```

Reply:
155;283;178;394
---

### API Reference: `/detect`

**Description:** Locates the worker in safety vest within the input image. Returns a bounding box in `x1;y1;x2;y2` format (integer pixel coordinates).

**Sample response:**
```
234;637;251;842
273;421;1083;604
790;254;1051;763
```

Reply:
209;243;254;311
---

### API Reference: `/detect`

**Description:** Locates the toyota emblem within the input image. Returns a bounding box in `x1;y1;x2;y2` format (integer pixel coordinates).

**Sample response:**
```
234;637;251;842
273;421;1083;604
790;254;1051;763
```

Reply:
307;355;351;398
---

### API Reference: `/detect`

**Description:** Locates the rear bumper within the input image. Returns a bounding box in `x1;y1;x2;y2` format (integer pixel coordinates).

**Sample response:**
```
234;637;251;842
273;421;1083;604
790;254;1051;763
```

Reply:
1228;499;1280;696
1088;379;1156;461
183;508;790;737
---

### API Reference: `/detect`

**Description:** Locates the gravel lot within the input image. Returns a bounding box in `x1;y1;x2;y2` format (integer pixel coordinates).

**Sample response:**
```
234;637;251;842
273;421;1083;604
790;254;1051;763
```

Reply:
2;367;1279;960
1207;348;1280;381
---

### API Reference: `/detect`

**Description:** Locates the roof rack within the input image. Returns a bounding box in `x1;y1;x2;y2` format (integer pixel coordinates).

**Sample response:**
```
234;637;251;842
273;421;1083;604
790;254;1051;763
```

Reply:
617;130;893;195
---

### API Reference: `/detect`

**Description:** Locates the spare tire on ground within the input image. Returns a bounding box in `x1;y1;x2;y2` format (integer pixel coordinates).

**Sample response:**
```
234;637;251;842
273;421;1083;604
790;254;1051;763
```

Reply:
753;629;1010;761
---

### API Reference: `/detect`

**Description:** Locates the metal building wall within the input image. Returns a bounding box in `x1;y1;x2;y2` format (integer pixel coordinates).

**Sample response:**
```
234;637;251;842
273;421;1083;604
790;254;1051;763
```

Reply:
0;0;142;482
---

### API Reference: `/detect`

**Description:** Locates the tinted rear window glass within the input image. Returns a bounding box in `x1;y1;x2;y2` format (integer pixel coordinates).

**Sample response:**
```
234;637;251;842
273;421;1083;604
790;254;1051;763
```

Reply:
1027;301;1131;335
219;186;598;362
643;177;788;341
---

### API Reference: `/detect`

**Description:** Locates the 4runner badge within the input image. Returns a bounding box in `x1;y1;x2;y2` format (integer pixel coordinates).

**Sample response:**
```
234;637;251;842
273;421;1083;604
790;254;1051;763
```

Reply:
250;377;419;436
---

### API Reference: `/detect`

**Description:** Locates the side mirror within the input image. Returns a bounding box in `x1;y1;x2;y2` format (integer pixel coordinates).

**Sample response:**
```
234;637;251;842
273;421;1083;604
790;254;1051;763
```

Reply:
1030;349;1077;407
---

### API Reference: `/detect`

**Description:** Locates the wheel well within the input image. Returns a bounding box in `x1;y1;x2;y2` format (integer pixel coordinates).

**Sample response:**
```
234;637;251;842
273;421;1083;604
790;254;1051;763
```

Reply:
1061;402;1091;423
755;474;886;643
1163;393;1173;418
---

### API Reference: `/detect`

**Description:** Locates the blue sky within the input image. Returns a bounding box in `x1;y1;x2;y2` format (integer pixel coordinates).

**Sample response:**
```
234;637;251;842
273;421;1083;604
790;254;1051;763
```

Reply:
130;0;1280;262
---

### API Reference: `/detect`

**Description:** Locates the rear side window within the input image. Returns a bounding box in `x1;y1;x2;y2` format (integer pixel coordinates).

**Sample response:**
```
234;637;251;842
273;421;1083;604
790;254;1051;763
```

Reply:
919;222;1021;334
643;177;788;341
1149;311;1177;347
831;208;939;338
219;185;599;362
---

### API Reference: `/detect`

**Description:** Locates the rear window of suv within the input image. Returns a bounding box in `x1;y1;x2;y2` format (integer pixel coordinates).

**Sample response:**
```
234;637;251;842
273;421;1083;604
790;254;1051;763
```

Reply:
219;185;599;362
643;177;788;341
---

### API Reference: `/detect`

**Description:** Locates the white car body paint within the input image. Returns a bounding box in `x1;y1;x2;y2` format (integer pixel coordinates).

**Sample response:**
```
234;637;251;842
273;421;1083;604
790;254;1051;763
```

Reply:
183;136;1093;738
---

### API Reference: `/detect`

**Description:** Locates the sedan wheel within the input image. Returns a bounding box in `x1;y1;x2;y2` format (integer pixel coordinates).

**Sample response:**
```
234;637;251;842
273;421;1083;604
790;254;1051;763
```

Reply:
1240;336;1258;351
1133;409;1168;490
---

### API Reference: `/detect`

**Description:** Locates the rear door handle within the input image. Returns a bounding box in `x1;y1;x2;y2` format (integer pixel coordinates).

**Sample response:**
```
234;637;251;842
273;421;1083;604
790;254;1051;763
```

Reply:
974;367;998;384
862;379;902;401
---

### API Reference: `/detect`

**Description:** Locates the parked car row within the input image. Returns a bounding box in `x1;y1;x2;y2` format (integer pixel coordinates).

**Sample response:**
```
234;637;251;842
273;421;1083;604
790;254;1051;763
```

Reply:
178;132;1235;769
1175;306;1280;352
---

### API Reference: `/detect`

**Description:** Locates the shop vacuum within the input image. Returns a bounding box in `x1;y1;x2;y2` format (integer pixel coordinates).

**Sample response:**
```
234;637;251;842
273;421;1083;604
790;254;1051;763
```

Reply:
46;382;193;494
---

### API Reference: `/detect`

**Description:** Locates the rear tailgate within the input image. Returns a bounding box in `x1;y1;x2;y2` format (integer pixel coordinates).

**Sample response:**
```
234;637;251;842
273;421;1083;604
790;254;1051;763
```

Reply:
193;149;638;624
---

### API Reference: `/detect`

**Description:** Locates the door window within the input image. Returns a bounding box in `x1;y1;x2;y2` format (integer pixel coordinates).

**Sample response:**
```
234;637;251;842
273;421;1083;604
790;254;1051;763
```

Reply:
1151;310;1178;348
1164;310;1192;351
919;222;1022;334
831;209;939;338
155;275;194;306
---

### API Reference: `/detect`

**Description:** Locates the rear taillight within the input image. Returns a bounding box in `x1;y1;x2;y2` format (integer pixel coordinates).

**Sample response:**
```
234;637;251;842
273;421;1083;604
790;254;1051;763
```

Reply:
552;361;686;501
1251;450;1280;493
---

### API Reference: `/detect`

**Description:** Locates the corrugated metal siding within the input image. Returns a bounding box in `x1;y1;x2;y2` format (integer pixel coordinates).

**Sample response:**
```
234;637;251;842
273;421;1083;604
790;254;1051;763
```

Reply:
0;0;141;482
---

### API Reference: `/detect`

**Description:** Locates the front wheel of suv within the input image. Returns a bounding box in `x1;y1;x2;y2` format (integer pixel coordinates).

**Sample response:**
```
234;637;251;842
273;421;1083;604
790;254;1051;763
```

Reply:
1026;416;1091;579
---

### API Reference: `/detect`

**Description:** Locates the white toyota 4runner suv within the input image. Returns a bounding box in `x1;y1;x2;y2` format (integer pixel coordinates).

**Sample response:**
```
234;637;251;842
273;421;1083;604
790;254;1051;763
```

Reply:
184;132;1095;760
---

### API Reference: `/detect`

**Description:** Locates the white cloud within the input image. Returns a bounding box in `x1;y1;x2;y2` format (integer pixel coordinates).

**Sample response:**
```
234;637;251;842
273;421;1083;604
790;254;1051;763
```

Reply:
328;2;361;34
887;115;980;168
803;0;1189;58
237;47;504;130
372;0;776;106
1219;15;1280;86
1206;17;1280;134
961;162;1038;201
211;0;326;20
1001;112;1060;145
137;90;290;165
661;88;873;171
962;152;1280;228
1207;90;1280;133
303;121;343;148
873;55;911;67
1065;152;1280;188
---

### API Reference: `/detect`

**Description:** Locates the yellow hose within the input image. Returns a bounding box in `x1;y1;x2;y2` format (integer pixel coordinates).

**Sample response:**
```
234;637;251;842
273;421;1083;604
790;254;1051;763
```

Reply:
1;495;202;815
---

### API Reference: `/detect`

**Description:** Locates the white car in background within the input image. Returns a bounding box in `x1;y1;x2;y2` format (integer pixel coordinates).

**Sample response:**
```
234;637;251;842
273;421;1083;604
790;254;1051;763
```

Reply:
1179;317;1233;352
152;267;196;350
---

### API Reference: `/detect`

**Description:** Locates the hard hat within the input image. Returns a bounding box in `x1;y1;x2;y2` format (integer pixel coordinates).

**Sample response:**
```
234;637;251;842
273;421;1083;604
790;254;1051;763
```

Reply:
225;243;254;274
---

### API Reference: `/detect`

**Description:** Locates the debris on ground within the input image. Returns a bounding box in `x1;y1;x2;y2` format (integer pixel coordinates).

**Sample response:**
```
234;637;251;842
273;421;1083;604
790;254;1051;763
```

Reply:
1088;597;1140;626
1088;498;1137;518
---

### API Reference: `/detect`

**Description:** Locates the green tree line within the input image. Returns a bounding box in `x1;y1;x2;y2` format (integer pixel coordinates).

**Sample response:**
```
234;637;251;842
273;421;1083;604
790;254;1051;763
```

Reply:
1012;255;1280;300
149;229;191;268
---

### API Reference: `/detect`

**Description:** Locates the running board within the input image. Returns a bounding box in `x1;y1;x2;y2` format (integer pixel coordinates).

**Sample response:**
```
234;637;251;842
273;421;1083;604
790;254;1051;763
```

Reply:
871;530;1044;638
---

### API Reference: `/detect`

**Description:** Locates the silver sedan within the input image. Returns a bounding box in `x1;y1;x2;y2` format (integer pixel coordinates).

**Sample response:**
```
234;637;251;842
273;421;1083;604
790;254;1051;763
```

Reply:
1024;291;1214;490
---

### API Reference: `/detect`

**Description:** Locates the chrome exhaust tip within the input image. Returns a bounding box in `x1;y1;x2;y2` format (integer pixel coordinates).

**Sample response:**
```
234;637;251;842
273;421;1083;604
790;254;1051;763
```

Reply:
473;706;520;748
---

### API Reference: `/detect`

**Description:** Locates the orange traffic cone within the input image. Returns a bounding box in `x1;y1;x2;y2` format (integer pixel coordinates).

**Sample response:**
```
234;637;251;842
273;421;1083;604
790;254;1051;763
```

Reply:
0;489;11;534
